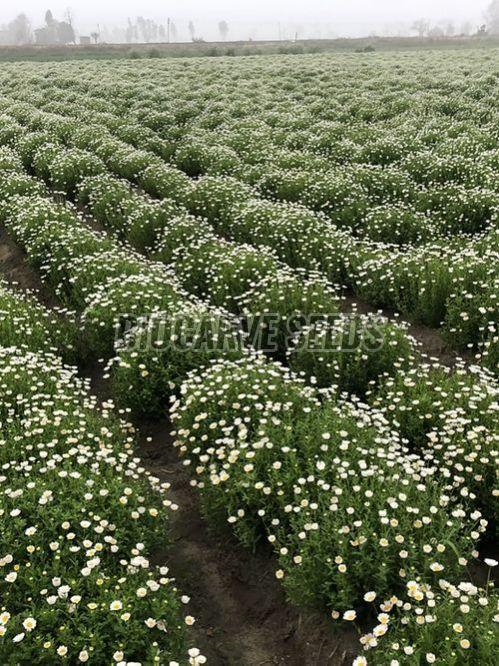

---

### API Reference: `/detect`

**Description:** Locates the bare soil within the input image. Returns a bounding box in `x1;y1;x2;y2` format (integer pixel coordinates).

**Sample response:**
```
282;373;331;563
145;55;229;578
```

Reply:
0;226;57;306
341;292;472;367
136;417;358;666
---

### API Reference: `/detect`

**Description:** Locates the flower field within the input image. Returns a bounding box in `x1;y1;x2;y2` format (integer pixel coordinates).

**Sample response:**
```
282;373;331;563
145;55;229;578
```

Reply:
0;48;497;664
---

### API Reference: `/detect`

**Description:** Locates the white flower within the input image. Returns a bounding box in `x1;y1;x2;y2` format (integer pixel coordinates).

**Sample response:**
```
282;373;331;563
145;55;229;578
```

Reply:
430;562;444;572
484;558;498;567
110;600;123;611
373;624;388;637
58;585;71;599
78;650;89;662
12;632;25;643
364;591;376;602
343;610;356;621
22;617;36;632
188;648;207;665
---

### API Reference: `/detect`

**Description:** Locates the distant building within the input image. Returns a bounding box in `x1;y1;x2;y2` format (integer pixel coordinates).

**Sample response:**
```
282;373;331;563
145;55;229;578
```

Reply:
80;36;91;45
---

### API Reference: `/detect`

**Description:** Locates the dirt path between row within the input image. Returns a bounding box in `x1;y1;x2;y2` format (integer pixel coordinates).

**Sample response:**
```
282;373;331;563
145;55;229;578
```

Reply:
136;417;357;666
341;293;471;367
0;225;358;665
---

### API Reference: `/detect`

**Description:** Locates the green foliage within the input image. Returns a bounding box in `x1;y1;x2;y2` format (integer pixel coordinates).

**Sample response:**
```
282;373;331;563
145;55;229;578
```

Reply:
0;347;191;664
1;50;498;663
111;305;247;418
288;313;418;394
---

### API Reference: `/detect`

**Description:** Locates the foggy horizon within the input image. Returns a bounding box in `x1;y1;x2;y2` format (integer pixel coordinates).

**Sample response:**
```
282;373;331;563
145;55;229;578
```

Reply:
0;1;492;40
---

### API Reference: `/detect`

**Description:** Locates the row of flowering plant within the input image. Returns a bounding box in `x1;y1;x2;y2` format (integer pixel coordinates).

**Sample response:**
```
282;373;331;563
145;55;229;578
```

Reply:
0;282;203;663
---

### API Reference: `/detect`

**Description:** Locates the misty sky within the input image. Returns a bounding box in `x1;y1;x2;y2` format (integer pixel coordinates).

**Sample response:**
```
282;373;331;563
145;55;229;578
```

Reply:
1;1;490;34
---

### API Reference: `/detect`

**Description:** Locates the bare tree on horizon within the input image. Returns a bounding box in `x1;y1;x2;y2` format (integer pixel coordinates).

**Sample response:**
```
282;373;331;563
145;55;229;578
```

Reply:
487;0;499;33
218;20;229;41
8;13;33;44
411;18;430;37
188;20;195;41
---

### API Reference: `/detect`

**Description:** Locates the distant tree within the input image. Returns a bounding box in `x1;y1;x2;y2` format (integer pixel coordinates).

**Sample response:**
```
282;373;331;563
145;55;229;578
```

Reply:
125;18;133;43
218;20;229;41
35;9;74;44
90;31;99;44
486;1;499;33
295;23;304;40
188;20;195;41
411;18;430;37
10;13;32;44
136;17;147;42
158;24;166;41
170;21;177;41
136;16;158;43
445;22;455;37
64;8;74;28
148;19;158;42
428;26;444;38
57;20;75;44
477;24;488;35
460;20;473;35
